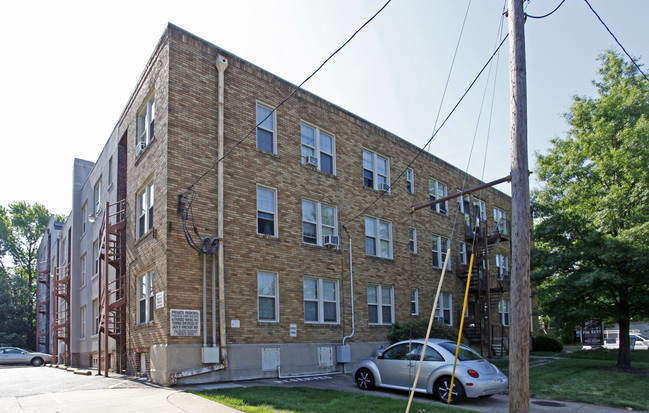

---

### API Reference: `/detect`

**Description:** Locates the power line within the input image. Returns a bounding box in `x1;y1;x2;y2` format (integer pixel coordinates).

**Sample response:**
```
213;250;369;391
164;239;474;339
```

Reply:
525;0;566;19
583;0;649;83
186;0;393;193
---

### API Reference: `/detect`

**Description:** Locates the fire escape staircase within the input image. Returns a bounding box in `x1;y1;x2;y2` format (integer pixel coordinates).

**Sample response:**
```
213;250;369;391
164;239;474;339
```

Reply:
97;199;127;377
53;262;70;365
36;261;50;349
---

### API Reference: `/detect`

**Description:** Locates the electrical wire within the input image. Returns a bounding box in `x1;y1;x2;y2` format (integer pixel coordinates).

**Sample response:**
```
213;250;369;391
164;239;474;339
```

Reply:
583;0;649;83
525;0;566;19
186;0;393;193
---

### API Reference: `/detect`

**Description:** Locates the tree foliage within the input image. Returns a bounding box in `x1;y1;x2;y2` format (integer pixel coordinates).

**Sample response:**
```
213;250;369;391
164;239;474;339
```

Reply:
532;51;649;369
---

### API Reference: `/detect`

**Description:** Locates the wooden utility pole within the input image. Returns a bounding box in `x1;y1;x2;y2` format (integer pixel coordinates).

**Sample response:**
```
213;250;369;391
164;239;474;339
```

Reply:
508;0;531;412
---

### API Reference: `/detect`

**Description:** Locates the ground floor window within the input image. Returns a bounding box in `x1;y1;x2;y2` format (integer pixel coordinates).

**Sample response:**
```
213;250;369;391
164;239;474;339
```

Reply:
138;270;155;324
499;299;510;326
435;292;452;325
368;284;394;325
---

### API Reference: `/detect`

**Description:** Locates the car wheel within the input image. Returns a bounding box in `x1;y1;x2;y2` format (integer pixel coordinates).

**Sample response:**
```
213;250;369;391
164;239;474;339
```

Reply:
434;376;465;404
31;357;44;367
355;368;375;390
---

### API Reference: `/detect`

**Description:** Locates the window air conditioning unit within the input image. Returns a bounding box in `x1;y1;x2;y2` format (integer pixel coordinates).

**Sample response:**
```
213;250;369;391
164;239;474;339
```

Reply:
323;235;339;247
136;141;147;156
305;155;318;166
378;182;390;192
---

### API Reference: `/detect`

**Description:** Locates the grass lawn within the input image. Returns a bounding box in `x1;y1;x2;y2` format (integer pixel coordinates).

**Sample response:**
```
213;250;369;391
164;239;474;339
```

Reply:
191;386;475;413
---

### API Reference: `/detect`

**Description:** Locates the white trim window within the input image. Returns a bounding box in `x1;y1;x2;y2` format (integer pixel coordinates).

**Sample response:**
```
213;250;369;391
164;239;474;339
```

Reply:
81;202;87;235
459;242;468;265
108;157;113;188
409;227;417;254
429;179;448;214
494;208;507;233
256;102;276;154
411;289;419;316
258;271;279;322
496;254;509;280
474;198;487;223
80;305;86;339
362;149;390;191
365;216;392;259
93;239;99;276
432;234;451;269
94;178;102;215
302;200;337;245
301;122;335;175
368;284;394;325
137;95;155;147
92;299;99;336
80;253;87;288
304;277;339;324
137;271;155;324
257;185;277;237
137;182;155;238
406;168;414;193
435;292;453;325
498;299;510;326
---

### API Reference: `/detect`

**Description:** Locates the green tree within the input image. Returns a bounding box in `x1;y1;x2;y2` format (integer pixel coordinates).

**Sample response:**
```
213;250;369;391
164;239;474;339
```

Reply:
532;51;649;369
0;202;53;348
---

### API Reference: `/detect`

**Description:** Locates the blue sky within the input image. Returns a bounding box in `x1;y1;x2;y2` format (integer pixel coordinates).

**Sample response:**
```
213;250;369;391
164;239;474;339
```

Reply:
1;0;648;215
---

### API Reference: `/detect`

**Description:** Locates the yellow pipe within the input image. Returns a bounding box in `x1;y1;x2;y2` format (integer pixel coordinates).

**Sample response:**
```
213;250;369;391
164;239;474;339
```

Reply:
448;253;475;404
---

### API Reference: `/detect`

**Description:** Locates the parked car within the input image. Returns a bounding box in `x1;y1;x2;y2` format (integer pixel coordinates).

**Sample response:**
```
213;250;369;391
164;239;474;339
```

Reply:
602;330;649;350
353;338;508;404
0;347;53;366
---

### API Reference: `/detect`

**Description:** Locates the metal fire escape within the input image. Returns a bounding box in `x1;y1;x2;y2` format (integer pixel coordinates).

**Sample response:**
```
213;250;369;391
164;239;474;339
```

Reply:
52;261;70;365
36;260;50;353
97;199;127;376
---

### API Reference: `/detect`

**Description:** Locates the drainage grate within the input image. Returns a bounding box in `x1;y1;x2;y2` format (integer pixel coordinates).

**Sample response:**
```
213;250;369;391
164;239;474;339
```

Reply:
531;401;566;407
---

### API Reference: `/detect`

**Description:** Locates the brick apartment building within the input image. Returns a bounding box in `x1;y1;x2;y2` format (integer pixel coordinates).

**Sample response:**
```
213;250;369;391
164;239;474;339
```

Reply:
36;23;529;386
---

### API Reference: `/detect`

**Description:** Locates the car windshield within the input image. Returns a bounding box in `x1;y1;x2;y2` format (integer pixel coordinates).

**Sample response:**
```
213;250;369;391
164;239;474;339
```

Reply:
637;334;649;340
438;342;484;361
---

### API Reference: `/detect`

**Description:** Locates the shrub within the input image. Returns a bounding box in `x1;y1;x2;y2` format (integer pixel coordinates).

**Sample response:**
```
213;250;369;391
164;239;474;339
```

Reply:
533;334;564;352
388;319;466;344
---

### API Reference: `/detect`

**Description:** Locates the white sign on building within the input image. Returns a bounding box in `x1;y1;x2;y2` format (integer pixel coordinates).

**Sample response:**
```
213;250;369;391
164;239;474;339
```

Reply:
170;309;200;337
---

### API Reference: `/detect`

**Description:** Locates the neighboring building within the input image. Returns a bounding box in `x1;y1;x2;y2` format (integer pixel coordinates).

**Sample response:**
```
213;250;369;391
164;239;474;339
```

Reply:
38;24;530;385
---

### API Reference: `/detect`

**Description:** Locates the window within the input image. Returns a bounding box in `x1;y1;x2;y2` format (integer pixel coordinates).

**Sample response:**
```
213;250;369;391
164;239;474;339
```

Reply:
108;157;113;188
365;216;392;259
432;234;451;269
304;277;339;324
411;289;419;316
81;202;87;235
258;271;278;322
459;242;468;265
429;179;448;214
496;254;509;279
94;178;102;215
138;271;155;324
80;306;86;339
92;299;99;335
256;102;276;153
93;239;99;276
257;185;277;236
465;295;476;319
302;200;337;245
362;150;389;191
494;208;507;233
301;123;335;174
474;198;487;223
406;168;414;193
368;284;394;325
435;292;452;325
137;95;155;147
137;182;155;238
409;227;417;254
80;253;87;288
498;299;510;326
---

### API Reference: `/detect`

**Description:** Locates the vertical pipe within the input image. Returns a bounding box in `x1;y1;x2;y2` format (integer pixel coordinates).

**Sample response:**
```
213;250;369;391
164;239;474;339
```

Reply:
203;254;207;348
212;255;216;346
342;235;354;345
216;54;228;366
104;202;109;376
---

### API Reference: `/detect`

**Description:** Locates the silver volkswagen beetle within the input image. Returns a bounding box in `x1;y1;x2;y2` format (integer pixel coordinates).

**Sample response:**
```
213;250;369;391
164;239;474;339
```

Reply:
0;347;53;366
353;338;508;404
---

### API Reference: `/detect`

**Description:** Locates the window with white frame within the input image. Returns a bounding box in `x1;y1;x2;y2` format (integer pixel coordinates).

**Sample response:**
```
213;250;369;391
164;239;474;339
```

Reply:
304;277;339;324
435;292;452;325
459;242;468;265
496;254;509;279
256;102;276;153
92;299;99;335
302;200;337;245
80;253;87;288
80;305;86;339
137;271;155;324
137;95;155;147
81;202;87;235
257;185;277;236
406;168;414;193
498;299;510;326
432;234;451;269
409;227;417;254
137;182;155;238
474;198;487;223
494;208;507;233
429;179;448;214
411;289;419;316
362;150;389;191
93;239;99;276
301;123;335;174
465;295;476;319
108;157;113;188
365;216;392;259
258;271;278;322
94;178;102;215
368;284;394;325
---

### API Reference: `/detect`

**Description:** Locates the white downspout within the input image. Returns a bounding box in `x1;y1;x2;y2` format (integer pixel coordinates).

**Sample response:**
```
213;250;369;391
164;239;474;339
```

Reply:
203;254;207;347
342;229;355;345
216;54;228;367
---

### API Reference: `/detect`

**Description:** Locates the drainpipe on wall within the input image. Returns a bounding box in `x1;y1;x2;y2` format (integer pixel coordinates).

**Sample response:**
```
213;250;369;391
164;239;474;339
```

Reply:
342;227;355;345
216;54;228;367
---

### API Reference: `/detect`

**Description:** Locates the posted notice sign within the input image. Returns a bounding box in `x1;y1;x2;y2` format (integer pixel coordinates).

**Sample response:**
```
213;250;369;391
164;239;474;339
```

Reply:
170;309;200;337
581;318;603;347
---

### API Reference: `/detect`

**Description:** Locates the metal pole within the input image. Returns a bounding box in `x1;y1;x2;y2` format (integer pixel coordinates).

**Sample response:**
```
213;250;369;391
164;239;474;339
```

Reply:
411;175;511;213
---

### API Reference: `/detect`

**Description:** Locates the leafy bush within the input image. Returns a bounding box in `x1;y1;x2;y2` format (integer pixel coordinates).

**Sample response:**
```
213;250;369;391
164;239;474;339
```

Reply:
388;319;466;344
533;334;564;352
